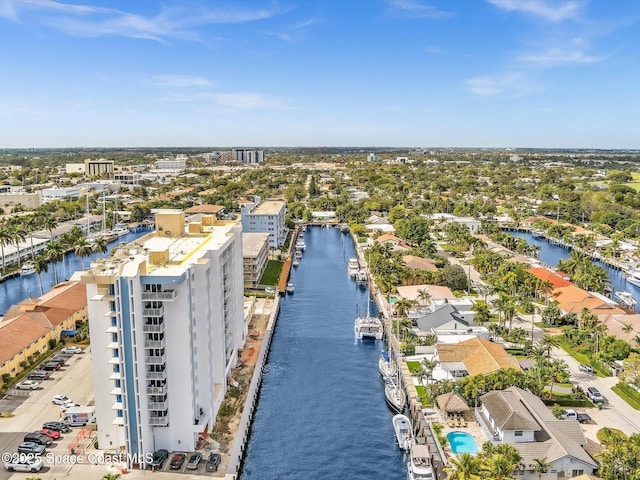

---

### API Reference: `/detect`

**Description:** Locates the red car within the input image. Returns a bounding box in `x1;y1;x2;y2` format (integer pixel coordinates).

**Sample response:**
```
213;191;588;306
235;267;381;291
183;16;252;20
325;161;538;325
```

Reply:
40;428;61;440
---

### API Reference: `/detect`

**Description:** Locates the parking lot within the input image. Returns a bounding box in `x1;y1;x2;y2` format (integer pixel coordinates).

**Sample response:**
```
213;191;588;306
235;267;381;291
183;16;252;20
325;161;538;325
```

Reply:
1;349;227;479
0;349;96;479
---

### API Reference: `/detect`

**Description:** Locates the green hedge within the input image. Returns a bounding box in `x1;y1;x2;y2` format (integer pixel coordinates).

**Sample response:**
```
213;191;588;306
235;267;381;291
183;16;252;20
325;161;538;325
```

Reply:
612;382;640;410
542;398;593;407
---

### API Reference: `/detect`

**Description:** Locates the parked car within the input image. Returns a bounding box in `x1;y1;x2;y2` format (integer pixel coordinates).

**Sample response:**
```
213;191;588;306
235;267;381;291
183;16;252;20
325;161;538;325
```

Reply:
27;370;51;381
186;452;202;470
587;386;605;403
52;395;72;405
205;453;221;472
579;364;594;374
60;346;83;354
40;428;61;440
42;421;71;433
61;403;81;413
51;357;66;366
17;442;45;454
562;409;578;420
4;456;43;473
265;287;276;294
169;453;186;470
577;413;592;424
42;362;61;371
24;432;53;446
150;449;169;469
15;380;40;390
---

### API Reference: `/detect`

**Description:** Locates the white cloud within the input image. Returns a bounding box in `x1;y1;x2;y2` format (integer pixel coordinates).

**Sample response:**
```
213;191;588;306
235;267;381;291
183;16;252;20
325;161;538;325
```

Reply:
2;0;285;41
148;75;213;88
486;0;582;22
519;47;605;66
465;72;542;97
387;0;452;18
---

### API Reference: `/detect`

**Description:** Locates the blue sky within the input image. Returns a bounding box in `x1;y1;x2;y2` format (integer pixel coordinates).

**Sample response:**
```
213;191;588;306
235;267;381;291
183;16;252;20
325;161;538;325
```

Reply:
0;0;639;149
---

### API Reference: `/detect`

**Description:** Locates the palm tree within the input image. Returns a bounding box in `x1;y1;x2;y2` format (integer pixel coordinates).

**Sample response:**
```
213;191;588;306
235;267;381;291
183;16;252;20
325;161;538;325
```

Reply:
34;255;49;296
533;456;551;480
42;214;58;241
445;452;481;480
540;334;560;358
480;453;518;480
74;237;93;269
393;297;414;318
46;240;64;285
420;357;438;385
10;223;26;267
0;221;10;274
24;214;39;260
92;235;108;255
417;287;431;307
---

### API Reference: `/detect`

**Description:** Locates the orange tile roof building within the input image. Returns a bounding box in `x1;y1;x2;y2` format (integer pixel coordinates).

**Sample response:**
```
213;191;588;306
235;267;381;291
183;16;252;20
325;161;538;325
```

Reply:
435;337;522;378
0;282;87;380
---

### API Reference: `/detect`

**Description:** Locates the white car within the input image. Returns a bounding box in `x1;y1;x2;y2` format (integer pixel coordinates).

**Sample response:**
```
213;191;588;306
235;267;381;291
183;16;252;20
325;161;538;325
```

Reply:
52;394;72;405
4;457;43;473
15;380;40;390
60;346;83;354
61;402;81;413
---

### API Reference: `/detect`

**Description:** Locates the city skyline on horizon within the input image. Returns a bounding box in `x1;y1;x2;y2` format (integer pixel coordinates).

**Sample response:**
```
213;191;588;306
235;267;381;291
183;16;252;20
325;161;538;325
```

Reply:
1;0;639;150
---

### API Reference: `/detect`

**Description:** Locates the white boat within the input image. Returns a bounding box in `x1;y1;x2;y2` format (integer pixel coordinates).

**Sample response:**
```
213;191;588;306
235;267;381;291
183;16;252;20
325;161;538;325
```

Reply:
292;259;300;267
385;377;406;414
294;249;303;259
354;292;383;340
407;444;434;480
348;258;360;277
286;282;295;294
379;350;397;379
615;291;637;309
626;268;640;287
20;263;36;276
340;223;349;232
110;223;130;237
302;225;307;232
295;239;306;251
531;229;545;238
356;269;368;282
393;414;415;452
355;315;383;340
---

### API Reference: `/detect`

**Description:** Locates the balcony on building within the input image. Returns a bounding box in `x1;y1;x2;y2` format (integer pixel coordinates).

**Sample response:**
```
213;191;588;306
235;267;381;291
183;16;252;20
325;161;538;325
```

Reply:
141;290;177;301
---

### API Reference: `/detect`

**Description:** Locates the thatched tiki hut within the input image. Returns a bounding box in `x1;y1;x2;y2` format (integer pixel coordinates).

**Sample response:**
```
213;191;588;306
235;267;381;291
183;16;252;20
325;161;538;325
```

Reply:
437;392;470;425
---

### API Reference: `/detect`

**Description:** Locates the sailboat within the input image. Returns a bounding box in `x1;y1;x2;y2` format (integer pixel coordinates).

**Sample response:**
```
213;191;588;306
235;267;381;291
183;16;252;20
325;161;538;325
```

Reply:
384;317;406;413
379;318;397;379
354;288;383;340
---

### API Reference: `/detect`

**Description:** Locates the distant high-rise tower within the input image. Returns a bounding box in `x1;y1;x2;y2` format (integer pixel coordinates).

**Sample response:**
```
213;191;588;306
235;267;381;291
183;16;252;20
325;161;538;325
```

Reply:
78;211;245;465
232;148;264;164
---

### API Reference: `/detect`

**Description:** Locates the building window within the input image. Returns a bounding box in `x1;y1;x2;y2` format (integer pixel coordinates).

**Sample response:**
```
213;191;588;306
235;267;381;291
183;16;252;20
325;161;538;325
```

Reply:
571;471;584;478
514;431;523;437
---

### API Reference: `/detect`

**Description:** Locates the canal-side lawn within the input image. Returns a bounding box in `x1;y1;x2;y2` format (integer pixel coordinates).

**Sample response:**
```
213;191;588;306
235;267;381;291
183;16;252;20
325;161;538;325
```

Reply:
260;260;284;285
557;338;610;376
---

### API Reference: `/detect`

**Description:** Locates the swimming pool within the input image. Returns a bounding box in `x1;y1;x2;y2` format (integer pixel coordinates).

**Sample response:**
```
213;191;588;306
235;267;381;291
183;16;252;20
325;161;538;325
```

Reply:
446;431;479;455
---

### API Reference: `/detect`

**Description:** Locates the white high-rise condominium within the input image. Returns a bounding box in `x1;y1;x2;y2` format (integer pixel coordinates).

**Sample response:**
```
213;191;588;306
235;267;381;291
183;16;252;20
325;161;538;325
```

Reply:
77;210;246;464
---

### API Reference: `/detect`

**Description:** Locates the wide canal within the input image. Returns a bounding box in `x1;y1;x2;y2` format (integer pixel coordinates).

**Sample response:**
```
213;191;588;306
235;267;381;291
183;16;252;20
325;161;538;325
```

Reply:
239;226;405;480
0;229;149;316
511;231;640;311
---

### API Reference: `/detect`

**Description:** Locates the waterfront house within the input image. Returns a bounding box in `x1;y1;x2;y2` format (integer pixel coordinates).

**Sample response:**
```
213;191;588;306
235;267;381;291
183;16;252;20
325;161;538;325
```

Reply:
435;337;521;380
376;233;411;251
414;304;486;343
476;386;597;480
